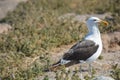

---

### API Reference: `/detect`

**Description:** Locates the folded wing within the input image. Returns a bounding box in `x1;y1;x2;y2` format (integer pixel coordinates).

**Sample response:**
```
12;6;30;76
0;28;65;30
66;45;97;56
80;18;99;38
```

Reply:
63;40;99;61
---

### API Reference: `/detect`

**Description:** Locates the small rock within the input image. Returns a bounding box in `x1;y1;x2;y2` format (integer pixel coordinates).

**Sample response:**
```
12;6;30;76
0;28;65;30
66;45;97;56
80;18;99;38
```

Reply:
0;23;12;34
93;76;115;80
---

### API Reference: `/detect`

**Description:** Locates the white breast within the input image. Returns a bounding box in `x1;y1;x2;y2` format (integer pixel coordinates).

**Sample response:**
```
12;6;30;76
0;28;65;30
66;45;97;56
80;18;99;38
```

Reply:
85;34;103;63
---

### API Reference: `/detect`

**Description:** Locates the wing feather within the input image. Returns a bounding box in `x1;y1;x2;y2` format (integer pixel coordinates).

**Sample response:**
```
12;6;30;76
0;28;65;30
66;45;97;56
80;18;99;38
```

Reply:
63;40;99;61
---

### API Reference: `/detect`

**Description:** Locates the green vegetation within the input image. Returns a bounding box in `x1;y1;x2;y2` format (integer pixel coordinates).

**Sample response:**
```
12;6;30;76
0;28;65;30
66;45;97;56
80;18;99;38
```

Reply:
111;64;120;80
0;0;120;79
98;55;104;60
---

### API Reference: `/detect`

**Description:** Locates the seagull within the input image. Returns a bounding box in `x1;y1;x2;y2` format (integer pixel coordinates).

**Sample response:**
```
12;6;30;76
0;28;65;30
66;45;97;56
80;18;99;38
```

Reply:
46;17;108;73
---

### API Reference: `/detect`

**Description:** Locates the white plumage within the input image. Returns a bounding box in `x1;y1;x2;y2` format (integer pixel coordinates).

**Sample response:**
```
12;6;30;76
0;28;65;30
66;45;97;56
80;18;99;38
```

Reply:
85;17;103;63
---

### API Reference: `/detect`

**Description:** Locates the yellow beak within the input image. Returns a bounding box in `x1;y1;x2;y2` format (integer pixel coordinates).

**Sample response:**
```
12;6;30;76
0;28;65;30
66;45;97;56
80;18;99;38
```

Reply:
100;20;109;26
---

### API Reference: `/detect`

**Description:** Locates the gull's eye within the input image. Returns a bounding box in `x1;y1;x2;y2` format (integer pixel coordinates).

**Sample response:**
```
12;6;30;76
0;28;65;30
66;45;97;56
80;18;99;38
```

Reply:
93;19;97;21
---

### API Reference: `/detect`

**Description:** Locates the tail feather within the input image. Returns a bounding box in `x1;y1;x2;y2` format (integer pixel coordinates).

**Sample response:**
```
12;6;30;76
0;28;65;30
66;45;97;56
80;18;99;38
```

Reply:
44;60;79;72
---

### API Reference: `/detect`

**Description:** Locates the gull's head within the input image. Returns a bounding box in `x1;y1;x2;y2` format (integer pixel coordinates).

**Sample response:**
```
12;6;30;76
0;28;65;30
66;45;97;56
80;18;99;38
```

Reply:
86;17;108;27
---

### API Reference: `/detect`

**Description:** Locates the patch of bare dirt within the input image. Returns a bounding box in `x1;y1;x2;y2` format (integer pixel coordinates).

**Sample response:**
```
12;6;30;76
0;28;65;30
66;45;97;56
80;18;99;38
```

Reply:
0;0;27;19
102;31;120;52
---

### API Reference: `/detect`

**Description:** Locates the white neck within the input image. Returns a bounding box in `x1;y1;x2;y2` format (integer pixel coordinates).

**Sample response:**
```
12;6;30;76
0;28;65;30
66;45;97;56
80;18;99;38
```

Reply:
84;23;102;44
87;23;101;37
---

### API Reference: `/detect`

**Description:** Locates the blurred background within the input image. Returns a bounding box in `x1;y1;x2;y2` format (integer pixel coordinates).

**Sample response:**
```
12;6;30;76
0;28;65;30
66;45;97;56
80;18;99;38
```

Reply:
0;0;119;80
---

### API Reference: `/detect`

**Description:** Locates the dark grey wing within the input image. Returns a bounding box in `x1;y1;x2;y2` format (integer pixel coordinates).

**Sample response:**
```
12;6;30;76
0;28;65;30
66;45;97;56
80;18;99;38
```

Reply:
63;40;99;61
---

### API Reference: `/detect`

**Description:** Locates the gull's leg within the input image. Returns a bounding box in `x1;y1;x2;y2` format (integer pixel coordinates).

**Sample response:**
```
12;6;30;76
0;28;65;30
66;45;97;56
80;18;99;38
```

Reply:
79;64;84;80
89;63;92;77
